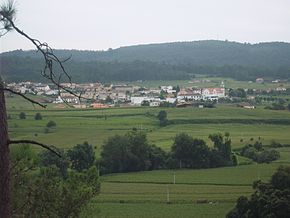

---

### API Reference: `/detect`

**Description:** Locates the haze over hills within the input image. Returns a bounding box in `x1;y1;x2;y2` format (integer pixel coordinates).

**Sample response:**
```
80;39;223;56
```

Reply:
1;40;290;82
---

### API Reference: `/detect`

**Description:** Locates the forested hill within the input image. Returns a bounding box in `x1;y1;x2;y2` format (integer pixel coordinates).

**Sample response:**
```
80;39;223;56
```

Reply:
1;40;290;82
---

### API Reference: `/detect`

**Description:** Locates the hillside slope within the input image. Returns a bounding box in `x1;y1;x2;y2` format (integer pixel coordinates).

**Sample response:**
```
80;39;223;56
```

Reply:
1;40;290;82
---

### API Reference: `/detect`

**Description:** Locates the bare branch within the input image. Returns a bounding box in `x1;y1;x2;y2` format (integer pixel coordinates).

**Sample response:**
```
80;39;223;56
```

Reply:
8;140;61;157
2;88;47;108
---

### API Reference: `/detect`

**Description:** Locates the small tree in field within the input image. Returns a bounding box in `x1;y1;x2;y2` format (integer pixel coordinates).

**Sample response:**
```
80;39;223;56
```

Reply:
157;110;168;126
34;112;42;120
46;120;56;128
19;112;26;119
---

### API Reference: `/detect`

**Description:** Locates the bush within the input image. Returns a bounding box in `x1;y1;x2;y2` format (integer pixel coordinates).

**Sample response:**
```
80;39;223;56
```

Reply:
256;150;280;163
34;112;42;120
157;110;168;126
240;142;280;163
19;112;26;119
46;120;56;128
270;140;283;148
141;100;150;106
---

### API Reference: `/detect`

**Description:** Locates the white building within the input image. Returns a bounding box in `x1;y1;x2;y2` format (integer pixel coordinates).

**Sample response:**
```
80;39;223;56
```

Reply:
202;88;225;101
160;86;176;94
130;96;161;106
149;101;160;107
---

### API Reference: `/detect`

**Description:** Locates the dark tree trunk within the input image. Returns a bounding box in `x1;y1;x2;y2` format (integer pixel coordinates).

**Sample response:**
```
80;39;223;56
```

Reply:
0;79;11;218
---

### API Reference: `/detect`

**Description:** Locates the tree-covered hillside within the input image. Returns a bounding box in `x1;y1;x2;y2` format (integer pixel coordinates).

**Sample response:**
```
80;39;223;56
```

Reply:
1;40;290;82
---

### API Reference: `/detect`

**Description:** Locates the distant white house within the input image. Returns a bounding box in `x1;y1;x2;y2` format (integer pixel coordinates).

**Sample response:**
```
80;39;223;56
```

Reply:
202;88;225;101
177;90;202;101
130;97;148;105
130;96;161;106
160;86;176;94
45;90;59;96
149;101;160;107
18;86;29;94
276;87;286;91
256;78;264;84
35;85;50;92
53;96;63;104
53;96;79;104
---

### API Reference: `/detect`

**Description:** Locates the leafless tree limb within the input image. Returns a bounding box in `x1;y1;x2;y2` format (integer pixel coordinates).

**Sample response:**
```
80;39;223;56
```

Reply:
8;140;61;157
0;9;92;104
2;88;47;108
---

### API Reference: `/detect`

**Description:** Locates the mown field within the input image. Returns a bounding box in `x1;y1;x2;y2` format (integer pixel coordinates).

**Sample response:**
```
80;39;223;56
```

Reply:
81;161;290;217
6;95;290;217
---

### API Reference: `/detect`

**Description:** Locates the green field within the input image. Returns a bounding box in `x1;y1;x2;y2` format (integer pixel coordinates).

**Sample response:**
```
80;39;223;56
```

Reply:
6;95;290;217
7;96;290;152
82;162;289;218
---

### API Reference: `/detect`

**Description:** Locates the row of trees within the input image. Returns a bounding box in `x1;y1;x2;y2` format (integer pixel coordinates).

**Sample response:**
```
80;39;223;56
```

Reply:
239;141;280;163
17;112;43;120
100;130;236;174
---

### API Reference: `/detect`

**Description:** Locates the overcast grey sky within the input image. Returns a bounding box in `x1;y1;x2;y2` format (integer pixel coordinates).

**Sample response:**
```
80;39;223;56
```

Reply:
1;0;290;52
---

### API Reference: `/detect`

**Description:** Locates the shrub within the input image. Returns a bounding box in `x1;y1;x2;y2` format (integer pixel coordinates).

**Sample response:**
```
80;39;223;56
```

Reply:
240;142;280;163
157;110;168;126
34;112;42;120
270;140;283;148
46;120;56;128
19;112;26;119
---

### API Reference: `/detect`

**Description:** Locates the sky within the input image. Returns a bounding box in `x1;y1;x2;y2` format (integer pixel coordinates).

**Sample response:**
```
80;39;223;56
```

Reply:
1;0;290;52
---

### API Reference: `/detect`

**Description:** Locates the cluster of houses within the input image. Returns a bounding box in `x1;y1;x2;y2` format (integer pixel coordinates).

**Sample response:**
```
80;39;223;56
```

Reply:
6;78;288;109
131;86;226;107
6;81;227;108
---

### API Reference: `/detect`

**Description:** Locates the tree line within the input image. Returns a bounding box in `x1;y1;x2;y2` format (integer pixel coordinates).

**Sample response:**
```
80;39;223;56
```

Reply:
100;130;237;174
2;57;290;83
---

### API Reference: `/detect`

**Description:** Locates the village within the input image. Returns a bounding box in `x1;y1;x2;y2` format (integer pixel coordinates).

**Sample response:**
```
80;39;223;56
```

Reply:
5;79;288;109
6;81;228;108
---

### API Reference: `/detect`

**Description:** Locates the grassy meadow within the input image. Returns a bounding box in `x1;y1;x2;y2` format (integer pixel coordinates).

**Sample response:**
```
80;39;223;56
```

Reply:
5;93;290;217
6;95;290;152
82;162;289;218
